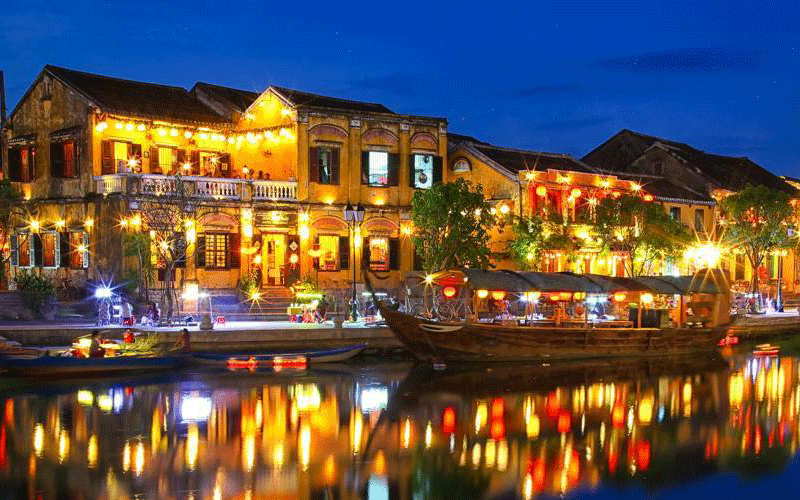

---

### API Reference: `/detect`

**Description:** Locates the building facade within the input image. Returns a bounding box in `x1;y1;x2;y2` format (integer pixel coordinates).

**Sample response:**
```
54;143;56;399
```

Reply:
4;66;797;306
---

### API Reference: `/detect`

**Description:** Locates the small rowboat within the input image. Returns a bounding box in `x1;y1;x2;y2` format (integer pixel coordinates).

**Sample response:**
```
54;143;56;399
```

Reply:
191;343;367;367
0;354;187;376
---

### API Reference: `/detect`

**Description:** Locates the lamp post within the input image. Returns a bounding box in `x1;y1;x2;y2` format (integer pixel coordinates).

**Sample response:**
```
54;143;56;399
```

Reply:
344;202;365;321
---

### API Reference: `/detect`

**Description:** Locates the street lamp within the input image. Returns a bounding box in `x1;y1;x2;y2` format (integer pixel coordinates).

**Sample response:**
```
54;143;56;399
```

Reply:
344;202;365;321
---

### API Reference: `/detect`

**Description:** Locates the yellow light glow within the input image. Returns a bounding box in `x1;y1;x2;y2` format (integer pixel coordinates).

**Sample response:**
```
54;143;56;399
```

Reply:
114;122;123;130
588;197;598;206
199;132;208;140
55;219;65;228
630;182;641;191
253;254;262;265
614;292;626;302
491;290;506;300
375;198;385;206
98;394;113;412
476;289;489;299
600;179;611;189
424;274;434;285
158;128;167;136
250;291;260;301
77;244;87;253
242;223;253;239
58;429;70;463
186;423;199;470
325;196;335;205
29;220;40;232
85;218;94;229
77;390;94;406
402;418;412;448
640;292;654;304
87;434;98;468
184;131;192;139
298;212;310;223
95;121;108;132
137;123;146;132
475;402;488;433
33;423;44;457
170;128;178;137
125;122;134;131
300;424;311;471
299;224;310;240
425;421;433;449
289;253;299;264
183;282;200;301
499;204;510;214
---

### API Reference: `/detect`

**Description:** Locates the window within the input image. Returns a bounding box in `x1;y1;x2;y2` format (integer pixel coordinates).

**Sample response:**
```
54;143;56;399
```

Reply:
100;140;141;174
50;140;79;178
318;235;339;271
453;158;471;173
669;207;681;221
361;151;399;187
69;232;88;269
310;147;340;185
694;209;704;232
410;154;442;189
8;146;36;182
368;237;390;271
41;233;57;267
18;235;31;267
199;152;218;176
205;233;229;269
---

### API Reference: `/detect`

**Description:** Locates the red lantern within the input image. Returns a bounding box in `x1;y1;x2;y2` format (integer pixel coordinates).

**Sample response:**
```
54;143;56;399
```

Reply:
636;440;651;471
442;286;457;298
491;398;504;419
443;406;456;434
612;403;625;428
490;419;506;440
557;410;571;433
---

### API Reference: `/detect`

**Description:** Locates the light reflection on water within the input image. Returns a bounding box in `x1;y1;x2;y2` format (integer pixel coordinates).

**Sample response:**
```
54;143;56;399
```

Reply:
1;350;799;499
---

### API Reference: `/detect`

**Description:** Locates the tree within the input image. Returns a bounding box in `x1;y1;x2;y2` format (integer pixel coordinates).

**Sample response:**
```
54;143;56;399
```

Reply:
593;194;690;276
720;185;795;306
137;175;208;323
123;231;153;302
411;179;494;272
508;213;580;270
0;179;30;290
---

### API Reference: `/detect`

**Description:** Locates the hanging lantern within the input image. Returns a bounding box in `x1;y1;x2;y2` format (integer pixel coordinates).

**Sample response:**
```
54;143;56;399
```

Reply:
442;407;456;434
443;286;457;299
611;191;621;198
573;292;585;301
476;289;489;299
640;292;654;304
550;293;561;301
559;291;572;301
571;188;582;198
643;193;654;202
491;291;506;301
536;185;547;197
614;292;627;302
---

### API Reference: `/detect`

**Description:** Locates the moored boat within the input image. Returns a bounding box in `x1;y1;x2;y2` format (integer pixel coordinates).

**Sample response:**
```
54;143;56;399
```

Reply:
374;268;732;363
0;354;187;376
191;343;368;366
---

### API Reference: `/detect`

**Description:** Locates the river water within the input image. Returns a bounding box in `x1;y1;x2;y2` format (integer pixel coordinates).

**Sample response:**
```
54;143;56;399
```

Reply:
1;346;798;499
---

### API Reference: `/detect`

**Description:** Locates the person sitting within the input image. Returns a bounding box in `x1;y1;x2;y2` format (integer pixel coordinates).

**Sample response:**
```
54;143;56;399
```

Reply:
88;330;105;358
257;170;264;180
123;329;135;343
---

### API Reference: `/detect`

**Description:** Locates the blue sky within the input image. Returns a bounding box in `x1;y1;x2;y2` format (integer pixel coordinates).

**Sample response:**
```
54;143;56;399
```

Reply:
1;0;798;174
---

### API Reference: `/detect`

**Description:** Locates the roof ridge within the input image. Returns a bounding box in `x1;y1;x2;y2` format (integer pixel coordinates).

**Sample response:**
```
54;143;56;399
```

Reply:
45;65;190;92
473;142;574;159
193;81;260;96
270;85;393;111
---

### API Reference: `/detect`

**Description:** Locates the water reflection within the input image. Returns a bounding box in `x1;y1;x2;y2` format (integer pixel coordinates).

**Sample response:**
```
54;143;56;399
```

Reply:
1;351;799;499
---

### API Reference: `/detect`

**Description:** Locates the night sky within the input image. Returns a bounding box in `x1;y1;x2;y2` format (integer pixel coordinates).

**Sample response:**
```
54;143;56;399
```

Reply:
1;0;798;174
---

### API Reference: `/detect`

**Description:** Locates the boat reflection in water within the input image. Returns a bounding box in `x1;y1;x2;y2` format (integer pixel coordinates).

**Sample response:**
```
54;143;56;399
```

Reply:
1;351;799;499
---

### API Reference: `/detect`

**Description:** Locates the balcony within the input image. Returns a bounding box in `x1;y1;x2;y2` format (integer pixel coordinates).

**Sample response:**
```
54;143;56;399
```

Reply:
93;174;297;202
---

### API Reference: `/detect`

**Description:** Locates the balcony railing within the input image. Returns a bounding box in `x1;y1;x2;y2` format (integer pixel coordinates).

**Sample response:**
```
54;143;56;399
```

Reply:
93;174;297;202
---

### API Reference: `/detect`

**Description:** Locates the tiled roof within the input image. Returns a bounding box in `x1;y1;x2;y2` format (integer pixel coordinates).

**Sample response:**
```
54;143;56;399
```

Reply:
270;85;395;114
582;129;795;194
610;172;714;203
191;82;259;114
44;65;230;125
451;134;597;176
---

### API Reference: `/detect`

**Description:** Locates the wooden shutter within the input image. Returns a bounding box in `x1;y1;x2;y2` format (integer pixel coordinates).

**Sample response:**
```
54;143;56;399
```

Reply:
196;235;206;268
176;149;186;174
59;232;69;268
27;147;36;180
190;151;200;175
387;153;400;186
361;151;370;185
82;233;89;268
338;235;350;270
413;248;423;271
330;148;340;185
432;155;443;184
312;235;320;270
408;155;416;187
9;234;18;266
309;147;320;183
50;141;64;178
101;140;113;174
130;144;142;171
32;234;43;267
228;233;240;269
71;140;79;177
149;147;159;173
389;238;400;270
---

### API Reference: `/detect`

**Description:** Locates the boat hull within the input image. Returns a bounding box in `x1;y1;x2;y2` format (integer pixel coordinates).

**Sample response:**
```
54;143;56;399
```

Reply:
0;355;186;376
380;305;727;362
191;343;367;366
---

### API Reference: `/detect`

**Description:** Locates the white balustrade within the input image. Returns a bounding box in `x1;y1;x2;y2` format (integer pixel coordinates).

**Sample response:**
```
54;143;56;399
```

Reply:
94;174;298;202
253;180;298;201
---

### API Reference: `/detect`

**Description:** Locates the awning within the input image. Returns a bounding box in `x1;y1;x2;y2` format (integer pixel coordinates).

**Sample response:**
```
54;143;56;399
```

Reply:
8;133;37;145
50;126;82;141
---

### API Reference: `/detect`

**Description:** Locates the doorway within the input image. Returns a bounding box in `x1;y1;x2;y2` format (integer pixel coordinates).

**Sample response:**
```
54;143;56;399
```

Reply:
262;233;287;286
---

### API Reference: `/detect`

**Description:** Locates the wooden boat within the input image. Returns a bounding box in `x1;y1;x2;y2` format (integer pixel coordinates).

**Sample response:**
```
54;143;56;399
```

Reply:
0;354;187;376
191;343;368;366
378;304;728;362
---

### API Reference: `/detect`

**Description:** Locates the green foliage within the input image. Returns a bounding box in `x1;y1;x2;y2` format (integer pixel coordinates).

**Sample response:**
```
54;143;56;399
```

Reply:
0;180;26;288
721;185;795;292
123;232;153;298
411;179;494;272
509;215;545;269
592;194;691;276
14;270;55;317
237;274;259;298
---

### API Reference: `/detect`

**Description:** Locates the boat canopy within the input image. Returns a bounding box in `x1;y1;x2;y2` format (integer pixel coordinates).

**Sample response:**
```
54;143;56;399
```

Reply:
431;269;724;295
